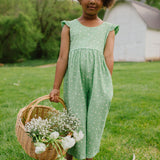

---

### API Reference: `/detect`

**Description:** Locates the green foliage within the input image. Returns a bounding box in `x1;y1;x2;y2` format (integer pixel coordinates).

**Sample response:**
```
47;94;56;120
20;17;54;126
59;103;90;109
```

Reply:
146;0;160;10
0;13;42;63
136;0;160;10
0;0;82;62
31;0;82;59
0;0;36;19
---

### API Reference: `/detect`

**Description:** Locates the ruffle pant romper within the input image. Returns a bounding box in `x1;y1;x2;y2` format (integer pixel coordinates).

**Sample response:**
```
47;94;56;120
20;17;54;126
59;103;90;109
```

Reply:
62;19;119;159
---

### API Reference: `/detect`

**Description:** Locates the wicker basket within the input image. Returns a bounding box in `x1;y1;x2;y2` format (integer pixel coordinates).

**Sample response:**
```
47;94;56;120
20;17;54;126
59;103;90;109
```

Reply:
15;95;72;160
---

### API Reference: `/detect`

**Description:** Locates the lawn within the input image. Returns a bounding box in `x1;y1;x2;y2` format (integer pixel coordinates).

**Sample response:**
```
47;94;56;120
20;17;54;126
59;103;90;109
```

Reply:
0;61;160;160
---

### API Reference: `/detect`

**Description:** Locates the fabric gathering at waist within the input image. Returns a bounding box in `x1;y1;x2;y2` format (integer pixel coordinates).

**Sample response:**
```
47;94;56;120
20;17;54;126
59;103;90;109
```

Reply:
69;48;104;54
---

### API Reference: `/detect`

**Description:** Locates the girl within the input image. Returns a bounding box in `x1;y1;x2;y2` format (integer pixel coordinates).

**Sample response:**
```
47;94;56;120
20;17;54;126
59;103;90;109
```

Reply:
50;0;119;159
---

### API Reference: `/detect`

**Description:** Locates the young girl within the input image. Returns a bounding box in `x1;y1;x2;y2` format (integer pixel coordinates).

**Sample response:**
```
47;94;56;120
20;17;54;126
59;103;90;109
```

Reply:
49;0;119;159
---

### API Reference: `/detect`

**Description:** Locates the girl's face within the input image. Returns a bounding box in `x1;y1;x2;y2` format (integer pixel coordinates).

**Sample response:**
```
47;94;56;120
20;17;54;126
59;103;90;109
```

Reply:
79;0;103;16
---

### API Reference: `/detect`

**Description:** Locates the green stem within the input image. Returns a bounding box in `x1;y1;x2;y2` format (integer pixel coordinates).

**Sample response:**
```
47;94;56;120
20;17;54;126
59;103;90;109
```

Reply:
33;134;39;142
54;140;63;157
52;141;60;158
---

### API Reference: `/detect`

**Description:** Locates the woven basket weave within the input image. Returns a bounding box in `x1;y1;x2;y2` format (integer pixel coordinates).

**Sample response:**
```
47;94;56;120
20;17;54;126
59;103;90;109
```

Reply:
15;95;72;160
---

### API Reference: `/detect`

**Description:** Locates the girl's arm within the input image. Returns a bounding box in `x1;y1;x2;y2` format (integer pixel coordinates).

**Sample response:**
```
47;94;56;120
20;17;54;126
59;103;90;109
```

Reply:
103;30;115;76
50;24;70;102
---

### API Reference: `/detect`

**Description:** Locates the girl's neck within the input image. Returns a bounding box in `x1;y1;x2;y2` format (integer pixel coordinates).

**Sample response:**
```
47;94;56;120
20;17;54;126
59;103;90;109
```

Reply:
79;13;99;21
77;13;103;27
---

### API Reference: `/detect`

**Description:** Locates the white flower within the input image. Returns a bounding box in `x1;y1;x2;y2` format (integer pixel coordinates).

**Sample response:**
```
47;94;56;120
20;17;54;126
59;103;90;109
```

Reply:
61;135;76;150
73;130;84;142
34;142;46;154
49;108;80;133
25;117;52;136
49;131;59;139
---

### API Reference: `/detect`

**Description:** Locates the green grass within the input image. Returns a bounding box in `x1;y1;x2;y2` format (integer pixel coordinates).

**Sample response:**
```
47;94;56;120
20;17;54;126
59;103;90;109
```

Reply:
0;61;160;160
3;59;57;67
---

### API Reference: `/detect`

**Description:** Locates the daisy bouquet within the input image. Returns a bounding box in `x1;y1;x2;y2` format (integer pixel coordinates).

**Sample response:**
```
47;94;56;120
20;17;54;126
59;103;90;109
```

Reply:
25;108;84;160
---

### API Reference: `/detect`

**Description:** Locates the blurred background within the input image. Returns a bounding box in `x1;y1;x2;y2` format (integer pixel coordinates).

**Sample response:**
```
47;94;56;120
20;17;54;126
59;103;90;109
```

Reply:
0;0;159;64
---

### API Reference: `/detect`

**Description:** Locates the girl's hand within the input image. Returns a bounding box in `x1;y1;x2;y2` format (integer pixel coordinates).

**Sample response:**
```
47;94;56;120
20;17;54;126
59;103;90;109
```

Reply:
49;89;60;103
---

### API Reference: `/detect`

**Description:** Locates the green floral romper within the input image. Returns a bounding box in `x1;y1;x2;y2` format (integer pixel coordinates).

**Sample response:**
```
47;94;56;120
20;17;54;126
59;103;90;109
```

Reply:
61;19;119;159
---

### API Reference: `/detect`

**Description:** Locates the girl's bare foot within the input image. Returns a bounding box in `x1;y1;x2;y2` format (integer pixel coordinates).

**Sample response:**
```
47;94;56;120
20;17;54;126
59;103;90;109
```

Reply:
65;152;73;160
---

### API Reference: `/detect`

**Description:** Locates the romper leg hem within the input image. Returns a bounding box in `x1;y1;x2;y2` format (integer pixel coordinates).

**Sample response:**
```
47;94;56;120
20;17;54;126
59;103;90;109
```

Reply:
86;149;100;159
66;150;85;160
66;149;100;159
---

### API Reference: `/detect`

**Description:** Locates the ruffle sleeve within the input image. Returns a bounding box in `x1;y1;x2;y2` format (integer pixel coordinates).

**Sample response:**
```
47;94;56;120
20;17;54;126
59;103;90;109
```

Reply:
110;23;119;35
105;22;119;42
61;20;71;28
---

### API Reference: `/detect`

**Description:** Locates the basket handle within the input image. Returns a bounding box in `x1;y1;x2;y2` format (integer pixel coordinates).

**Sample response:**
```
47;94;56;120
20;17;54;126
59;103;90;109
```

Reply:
25;95;67;124
26;95;50;110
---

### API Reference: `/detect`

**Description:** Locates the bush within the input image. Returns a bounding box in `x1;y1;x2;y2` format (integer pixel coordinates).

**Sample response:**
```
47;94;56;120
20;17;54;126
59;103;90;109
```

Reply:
0;0;82;62
0;13;42;63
